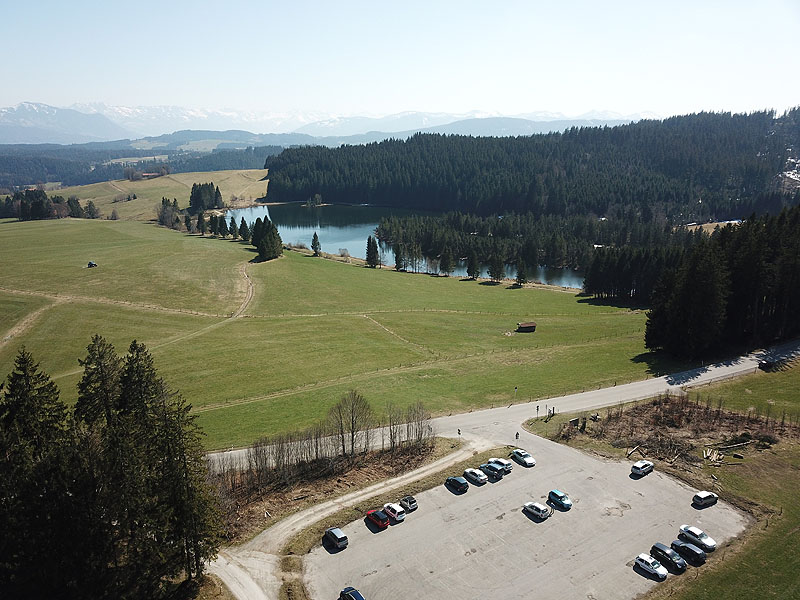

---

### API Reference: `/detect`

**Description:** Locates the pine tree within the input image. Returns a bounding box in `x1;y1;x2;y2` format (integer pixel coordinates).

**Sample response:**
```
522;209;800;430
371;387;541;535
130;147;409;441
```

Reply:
218;216;229;238
439;246;454;276
488;252;505;282
466;248;480;279
197;211;206;235
515;258;527;286
184;214;192;233
214;185;223;208
229;216;238;240
239;218;250;242
312;231;321;256
366;236;379;267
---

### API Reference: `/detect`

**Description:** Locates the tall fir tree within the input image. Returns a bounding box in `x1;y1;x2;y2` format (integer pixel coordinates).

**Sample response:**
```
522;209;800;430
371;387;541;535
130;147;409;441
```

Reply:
312;231;321;256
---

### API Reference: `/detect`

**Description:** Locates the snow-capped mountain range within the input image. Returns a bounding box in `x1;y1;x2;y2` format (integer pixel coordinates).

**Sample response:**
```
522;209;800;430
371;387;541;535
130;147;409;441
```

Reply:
0;101;656;145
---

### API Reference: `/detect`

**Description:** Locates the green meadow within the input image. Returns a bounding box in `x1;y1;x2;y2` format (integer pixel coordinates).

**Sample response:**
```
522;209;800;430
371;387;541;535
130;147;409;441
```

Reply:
0;214;683;449
52;169;268;221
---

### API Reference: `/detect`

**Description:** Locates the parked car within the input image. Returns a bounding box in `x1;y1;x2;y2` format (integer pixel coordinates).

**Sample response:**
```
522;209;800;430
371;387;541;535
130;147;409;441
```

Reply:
399;495;418;511
383;502;405;522
692;490;719;507
548;489;572;509
340;587;366;600
488;457;513;472
366;509;389;529
679;524;717;551
510;448;536;467
670;539;706;564
323;527;349;549
479;463;504;480
631;459;654;476
445;476;469;492
634;553;668;580
650;542;686;572
464;467;488;484
522;501;550;519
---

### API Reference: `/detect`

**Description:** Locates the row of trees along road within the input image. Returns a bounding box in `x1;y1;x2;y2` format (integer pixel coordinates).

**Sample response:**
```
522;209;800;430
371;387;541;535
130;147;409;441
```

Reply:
0;338;222;599
212;390;435;525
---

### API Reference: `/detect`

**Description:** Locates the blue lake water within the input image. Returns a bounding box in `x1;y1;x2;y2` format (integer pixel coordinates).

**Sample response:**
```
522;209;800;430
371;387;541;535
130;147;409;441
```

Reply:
226;203;585;289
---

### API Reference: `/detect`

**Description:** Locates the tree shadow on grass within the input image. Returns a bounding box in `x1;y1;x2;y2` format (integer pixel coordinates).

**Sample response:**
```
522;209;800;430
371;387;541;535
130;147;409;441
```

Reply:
576;294;649;311
630;350;696;378
478;281;502;286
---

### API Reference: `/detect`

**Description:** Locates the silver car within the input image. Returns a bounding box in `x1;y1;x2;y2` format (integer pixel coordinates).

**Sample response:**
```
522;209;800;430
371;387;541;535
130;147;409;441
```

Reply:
488;457;513;472
510;448;536;467
679;524;716;551
463;467;488;484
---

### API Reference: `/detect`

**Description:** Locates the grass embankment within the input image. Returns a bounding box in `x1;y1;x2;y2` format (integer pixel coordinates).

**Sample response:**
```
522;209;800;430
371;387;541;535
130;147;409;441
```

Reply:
527;365;800;600
52;169;268;221
1;217;692;449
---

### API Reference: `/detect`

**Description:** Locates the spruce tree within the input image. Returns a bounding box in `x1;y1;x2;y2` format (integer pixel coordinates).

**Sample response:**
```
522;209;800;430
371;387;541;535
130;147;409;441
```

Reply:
515;258;527;286
466;248;480;279
488;252;505;282
229;216;238;240
312;231;321;256
366;236;379;267
218;215;229;238
184;214;192;233
439;246;454;276
239;218;250;242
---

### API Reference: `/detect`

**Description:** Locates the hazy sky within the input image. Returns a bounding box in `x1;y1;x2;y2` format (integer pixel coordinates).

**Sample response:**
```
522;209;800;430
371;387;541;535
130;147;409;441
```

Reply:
2;0;798;117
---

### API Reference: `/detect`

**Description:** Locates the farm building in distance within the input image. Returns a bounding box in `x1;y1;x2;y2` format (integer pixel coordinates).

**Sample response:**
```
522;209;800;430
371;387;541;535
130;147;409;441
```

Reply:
516;321;537;333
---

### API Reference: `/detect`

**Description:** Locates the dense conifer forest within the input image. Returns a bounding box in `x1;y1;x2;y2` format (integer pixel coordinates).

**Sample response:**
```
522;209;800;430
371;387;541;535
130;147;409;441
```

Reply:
265;110;799;221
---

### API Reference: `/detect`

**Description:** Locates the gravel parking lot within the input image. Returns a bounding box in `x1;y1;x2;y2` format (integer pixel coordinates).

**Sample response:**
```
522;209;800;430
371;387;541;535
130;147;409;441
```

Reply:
304;434;748;600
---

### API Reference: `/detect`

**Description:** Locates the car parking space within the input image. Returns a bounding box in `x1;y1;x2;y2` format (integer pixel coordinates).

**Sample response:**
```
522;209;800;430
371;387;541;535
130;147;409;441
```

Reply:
304;436;748;600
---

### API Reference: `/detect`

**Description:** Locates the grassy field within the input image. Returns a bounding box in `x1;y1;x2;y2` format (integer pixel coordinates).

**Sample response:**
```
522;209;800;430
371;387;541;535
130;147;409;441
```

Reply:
1;216;696;449
51;169;268;221
688;364;800;421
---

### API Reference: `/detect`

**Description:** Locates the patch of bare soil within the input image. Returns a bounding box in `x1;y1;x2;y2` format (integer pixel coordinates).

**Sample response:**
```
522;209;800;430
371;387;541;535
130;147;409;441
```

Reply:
217;441;453;544
554;393;799;515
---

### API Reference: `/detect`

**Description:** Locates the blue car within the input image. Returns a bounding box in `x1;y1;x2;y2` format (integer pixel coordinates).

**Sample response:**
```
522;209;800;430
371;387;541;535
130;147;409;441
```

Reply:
548;489;573;509
340;587;366;600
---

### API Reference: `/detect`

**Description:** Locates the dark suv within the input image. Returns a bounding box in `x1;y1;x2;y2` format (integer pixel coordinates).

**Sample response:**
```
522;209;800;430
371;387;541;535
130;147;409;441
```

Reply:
445;476;469;492
650;542;686;572
670;539;706;565
323;527;349;549
479;463;504;480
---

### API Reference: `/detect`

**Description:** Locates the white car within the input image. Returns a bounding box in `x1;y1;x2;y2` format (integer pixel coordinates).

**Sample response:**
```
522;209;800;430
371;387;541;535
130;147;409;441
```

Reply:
522;502;550;519
488;457;513;473
383;502;406;522
463;468;488;484
679;524;716;551
510;448;536;467
635;553;667;580
631;459;654;476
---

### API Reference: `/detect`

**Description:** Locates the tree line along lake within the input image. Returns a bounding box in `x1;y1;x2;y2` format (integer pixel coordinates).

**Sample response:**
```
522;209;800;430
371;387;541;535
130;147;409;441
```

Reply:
226;203;585;288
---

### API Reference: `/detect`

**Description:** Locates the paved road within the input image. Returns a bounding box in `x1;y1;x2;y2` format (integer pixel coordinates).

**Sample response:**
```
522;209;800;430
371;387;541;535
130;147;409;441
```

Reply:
207;339;799;600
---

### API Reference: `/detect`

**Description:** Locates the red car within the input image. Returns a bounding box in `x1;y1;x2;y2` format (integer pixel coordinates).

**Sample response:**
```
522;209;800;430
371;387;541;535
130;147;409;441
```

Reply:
366;509;389;529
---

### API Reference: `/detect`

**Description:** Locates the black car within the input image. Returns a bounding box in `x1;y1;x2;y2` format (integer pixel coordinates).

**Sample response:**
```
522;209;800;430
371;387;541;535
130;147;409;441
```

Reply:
479;463;504;480
446;476;469;492
670;539;706;565
340;587;366;600
650;542;687;572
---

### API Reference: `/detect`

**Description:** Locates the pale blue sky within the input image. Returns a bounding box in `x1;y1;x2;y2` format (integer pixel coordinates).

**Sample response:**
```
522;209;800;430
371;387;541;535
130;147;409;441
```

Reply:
2;0;798;117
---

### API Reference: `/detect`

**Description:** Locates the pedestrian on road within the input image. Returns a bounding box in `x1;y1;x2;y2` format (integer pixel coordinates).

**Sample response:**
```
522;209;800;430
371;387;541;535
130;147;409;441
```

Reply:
515;431;520;440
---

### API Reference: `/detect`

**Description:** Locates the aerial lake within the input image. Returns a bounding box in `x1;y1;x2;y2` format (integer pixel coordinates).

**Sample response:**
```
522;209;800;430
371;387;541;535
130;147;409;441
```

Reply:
226;203;585;289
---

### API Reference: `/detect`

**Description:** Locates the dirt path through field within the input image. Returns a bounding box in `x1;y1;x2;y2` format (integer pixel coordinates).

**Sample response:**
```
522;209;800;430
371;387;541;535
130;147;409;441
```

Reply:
0;299;64;351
